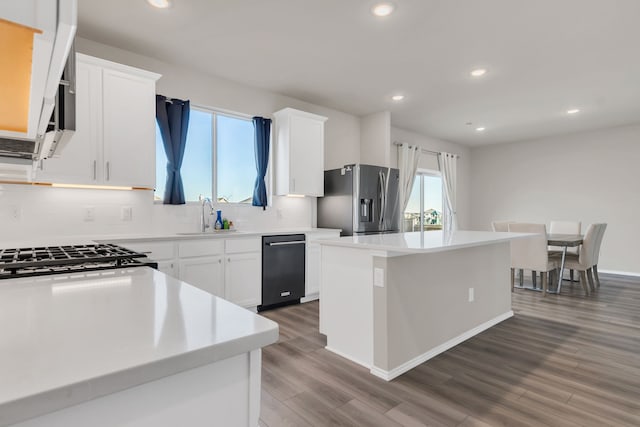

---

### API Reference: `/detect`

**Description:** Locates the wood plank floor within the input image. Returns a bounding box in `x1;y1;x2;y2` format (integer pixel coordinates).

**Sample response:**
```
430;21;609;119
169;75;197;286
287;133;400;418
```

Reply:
259;273;640;426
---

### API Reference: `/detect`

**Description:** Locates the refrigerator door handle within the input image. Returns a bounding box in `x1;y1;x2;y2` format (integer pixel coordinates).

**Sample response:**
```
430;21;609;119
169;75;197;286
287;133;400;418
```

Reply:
378;171;386;228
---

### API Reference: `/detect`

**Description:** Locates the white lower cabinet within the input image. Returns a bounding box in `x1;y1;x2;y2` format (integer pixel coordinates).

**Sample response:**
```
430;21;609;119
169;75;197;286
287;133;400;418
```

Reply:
179;255;225;298
156;260;177;277
304;230;340;300
116;238;261;309
225;252;261;308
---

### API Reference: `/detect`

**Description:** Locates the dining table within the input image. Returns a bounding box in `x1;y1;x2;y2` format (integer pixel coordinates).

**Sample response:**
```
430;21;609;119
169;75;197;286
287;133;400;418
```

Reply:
547;233;584;294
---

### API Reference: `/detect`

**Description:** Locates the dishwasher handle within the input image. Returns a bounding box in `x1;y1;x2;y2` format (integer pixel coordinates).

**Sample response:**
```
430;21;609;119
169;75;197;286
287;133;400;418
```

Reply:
266;241;306;247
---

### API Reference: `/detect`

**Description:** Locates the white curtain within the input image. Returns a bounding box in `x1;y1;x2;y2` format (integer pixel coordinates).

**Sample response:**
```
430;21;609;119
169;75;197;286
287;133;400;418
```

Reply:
440;152;458;232
398;143;420;231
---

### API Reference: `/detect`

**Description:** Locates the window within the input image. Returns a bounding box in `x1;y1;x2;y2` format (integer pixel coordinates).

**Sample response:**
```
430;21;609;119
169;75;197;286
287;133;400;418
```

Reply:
155;108;256;203
403;171;443;232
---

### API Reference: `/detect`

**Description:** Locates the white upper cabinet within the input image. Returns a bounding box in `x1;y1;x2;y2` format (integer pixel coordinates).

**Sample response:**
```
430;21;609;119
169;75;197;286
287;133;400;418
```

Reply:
273;108;327;197
37;54;160;187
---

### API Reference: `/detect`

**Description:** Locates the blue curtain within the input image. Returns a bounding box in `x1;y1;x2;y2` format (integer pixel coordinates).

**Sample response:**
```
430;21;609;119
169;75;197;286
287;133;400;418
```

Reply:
156;95;190;204
252;116;271;209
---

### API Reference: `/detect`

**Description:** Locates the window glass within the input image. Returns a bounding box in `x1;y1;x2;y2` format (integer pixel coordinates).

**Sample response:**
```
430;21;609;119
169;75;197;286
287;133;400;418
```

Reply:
423;175;443;230
155;108;255;204
402;172;443;231
216;114;255;203
181;109;213;202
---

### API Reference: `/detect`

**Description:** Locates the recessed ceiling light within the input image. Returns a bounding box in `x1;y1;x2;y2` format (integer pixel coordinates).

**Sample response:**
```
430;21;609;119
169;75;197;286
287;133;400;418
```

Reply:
476;127;486;132
372;3;395;17
147;0;170;8
470;68;487;77
391;94;405;101
567;109;580;115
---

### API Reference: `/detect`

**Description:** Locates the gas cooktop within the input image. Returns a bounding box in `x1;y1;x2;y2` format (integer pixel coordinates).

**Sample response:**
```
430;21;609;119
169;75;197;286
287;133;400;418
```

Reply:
0;244;156;280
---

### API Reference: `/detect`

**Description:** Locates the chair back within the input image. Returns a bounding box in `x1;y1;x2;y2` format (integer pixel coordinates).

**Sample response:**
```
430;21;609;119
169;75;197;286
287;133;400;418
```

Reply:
592;223;607;264
578;224;599;267
549;220;581;255
508;223;550;272
492;221;514;232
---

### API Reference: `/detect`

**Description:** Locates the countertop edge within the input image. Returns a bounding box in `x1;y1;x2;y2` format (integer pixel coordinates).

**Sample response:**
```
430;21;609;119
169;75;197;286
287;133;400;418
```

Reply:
0;321;278;427
315;232;532;254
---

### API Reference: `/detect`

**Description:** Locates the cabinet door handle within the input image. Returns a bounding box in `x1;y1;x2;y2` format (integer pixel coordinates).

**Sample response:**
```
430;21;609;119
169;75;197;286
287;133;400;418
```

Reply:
93;160;97;180
106;161;110;181
218;259;222;264
227;258;231;263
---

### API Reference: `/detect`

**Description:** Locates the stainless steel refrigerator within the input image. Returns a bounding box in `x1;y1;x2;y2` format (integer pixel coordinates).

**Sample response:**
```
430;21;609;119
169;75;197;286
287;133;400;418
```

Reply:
317;164;400;236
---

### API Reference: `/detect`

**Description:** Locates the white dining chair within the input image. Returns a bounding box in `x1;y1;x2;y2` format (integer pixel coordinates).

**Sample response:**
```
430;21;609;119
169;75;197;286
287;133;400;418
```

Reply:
559;223;607;292
508;223;559;295
591;223;607;287
548;220;581;282
491;221;514;232
553;223;602;295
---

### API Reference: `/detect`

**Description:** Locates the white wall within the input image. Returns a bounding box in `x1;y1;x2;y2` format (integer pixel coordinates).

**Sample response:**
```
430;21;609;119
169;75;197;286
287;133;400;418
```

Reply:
360;112;391;167
390;127;471;229
0;38;365;240
470;123;640;274
75;38;361;170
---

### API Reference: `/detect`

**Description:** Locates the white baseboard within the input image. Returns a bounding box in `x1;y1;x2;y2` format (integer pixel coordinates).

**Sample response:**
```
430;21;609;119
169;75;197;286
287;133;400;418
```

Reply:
598;269;640;278
301;293;319;303
370;310;514;382
324;346;371;370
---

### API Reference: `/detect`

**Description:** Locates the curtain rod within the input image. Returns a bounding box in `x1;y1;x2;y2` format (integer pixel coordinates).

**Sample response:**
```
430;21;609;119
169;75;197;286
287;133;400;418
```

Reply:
393;141;461;158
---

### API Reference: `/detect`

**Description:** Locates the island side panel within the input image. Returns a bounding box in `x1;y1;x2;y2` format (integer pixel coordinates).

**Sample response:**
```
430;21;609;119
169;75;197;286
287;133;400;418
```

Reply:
320;245;374;368
375;241;512;378
10;352;255;427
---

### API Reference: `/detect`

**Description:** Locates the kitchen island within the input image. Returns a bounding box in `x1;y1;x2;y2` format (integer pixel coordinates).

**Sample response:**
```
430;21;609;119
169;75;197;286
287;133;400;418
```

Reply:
318;230;526;381
0;267;278;427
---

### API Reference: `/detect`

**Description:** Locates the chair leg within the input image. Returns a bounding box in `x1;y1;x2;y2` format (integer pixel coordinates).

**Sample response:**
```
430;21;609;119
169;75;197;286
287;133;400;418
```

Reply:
587;268;596;292
519;269;524;287
570;269;574;283
593;265;601;287
511;268;515;292
541;272;548;296
579;270;590;295
532;270;537;288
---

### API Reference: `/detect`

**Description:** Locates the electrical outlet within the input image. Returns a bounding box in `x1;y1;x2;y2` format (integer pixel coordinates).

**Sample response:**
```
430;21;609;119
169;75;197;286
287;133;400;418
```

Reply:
83;207;96;222
121;206;133;221
374;268;385;288
468;287;475;302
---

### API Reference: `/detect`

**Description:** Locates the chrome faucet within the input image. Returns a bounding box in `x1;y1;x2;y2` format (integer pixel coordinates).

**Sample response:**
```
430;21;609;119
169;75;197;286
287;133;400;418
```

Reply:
199;195;214;232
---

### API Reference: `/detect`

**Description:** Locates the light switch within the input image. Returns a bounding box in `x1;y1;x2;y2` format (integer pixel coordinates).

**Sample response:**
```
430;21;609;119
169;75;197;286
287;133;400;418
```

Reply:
374;267;384;288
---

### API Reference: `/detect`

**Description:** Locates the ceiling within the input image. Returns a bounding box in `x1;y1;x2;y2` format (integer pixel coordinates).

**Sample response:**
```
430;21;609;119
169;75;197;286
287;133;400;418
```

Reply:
77;0;640;146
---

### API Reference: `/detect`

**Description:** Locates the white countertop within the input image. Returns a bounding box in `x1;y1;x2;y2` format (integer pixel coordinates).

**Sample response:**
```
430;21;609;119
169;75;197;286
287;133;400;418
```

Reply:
316;230;530;254
0;228;341;249
0;267;278;426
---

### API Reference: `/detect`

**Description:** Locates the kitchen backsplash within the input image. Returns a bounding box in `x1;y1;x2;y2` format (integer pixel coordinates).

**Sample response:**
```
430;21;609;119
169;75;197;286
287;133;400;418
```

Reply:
0;184;314;239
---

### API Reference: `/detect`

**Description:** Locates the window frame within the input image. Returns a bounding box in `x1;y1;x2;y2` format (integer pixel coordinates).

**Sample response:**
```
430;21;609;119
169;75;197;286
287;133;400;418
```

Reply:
155;104;271;207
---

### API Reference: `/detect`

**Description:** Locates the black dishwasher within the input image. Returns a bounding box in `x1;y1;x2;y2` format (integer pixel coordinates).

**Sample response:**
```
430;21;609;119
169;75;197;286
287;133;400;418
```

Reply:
259;234;305;311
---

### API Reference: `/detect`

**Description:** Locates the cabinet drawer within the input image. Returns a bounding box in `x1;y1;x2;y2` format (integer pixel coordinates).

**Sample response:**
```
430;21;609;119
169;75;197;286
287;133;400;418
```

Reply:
179;239;224;258
225;237;261;254
117;241;175;261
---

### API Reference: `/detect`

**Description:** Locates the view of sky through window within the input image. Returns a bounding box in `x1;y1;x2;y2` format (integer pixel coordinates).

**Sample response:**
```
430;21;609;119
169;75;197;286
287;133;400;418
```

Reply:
155;109;255;203
217;114;255;203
